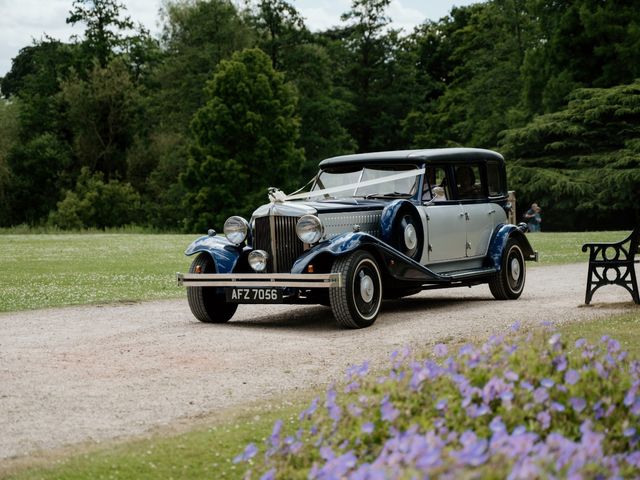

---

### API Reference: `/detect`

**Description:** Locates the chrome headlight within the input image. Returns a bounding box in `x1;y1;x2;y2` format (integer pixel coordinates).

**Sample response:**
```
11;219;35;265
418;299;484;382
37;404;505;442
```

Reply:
296;215;324;244
223;216;249;245
248;250;269;272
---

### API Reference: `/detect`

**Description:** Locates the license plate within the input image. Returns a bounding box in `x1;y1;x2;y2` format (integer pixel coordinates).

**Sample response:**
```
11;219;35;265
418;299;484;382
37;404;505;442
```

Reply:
225;287;283;303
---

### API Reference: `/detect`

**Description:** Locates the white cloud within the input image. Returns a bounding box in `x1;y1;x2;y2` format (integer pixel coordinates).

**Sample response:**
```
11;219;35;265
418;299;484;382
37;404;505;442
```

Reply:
388;0;429;33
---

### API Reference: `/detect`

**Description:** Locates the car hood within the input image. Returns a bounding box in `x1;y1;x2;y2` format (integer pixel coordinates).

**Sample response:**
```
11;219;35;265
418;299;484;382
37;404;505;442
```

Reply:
251;198;389;219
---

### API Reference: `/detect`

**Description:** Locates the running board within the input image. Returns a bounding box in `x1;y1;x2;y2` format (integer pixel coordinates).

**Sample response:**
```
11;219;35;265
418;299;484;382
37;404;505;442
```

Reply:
439;267;497;281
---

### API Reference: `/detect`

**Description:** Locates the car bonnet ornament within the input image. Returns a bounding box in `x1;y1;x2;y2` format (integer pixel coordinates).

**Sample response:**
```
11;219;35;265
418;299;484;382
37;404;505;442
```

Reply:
268;187;287;203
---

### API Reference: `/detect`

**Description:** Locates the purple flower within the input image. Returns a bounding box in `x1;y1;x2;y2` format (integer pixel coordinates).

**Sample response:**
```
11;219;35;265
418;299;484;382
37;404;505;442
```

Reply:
347;403;363;418
521;381;534;392
452;431;488;466
490;416;506;433
505;370;519;382
233;443;258;463
564;369;580;385
482;376;511;403
624;427;636;437
344;381;360;393
541;378;555;389
346;360;370;379
320;445;334;461
575;338;587;348
361;422;374;434
436;399;448;410
380;396;399;422
570;397;587;413
534;387;549;404
537;410;551;429
269;419;283;448
325;389;342;423
554;355;568;372
434;343;448;357
510;321;521;331
300;397;319;421
549;333;561;346
260;469;276;480
551;401;565;412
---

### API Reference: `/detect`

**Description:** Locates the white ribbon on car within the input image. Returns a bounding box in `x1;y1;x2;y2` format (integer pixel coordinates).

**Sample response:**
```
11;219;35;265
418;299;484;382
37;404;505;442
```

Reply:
283;168;426;201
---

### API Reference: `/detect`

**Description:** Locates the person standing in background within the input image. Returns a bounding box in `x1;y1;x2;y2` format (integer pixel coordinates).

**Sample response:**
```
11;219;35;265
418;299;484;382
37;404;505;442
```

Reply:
524;203;542;232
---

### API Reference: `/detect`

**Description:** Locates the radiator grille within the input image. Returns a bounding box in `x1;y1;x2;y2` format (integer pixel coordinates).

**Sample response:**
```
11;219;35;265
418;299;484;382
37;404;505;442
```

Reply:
253;216;304;273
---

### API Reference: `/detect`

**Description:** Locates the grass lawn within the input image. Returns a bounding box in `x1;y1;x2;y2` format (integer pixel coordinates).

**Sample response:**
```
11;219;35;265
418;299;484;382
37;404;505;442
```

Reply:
4;311;639;480
524;230;629;265
0;231;630;312
0;234;194;312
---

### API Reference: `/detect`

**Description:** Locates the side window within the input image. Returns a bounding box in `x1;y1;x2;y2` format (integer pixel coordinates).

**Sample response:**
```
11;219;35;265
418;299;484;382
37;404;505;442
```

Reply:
422;166;450;202
486;162;505;197
454;164;483;200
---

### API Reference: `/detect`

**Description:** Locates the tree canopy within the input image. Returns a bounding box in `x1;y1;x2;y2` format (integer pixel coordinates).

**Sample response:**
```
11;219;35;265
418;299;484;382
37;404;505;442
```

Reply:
0;0;638;231
181;48;304;231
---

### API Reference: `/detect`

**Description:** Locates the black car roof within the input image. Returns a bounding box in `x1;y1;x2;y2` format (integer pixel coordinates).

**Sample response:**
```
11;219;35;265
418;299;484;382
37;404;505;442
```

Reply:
319;148;504;169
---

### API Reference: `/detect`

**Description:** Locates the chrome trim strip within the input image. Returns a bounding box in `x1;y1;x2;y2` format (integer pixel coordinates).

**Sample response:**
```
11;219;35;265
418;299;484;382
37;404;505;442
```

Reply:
177;273;342;288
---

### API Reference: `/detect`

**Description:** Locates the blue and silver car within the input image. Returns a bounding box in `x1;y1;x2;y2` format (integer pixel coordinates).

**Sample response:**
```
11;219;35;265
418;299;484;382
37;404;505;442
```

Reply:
177;148;537;328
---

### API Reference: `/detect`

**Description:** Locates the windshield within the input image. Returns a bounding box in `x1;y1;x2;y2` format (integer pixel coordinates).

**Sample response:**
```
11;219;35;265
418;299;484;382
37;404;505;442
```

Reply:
310;165;420;199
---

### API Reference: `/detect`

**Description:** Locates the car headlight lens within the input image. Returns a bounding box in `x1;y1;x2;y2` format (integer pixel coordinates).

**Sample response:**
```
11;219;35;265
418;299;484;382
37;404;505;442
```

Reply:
248;250;269;272
223;216;249;245
296;215;324;244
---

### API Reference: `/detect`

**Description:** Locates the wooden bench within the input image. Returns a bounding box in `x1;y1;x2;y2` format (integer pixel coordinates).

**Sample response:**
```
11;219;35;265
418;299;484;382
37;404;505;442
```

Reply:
582;227;640;304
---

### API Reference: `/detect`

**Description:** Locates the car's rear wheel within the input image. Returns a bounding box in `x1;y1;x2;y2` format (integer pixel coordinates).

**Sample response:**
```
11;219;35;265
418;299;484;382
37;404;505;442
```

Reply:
187;253;238;323
330;251;383;328
489;238;526;300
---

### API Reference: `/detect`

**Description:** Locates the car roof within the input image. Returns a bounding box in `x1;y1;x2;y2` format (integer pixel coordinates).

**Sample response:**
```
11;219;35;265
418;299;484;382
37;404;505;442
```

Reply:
319;148;504;169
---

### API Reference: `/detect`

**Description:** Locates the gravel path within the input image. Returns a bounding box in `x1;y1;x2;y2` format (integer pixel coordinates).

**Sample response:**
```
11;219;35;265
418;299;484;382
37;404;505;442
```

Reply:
0;262;638;462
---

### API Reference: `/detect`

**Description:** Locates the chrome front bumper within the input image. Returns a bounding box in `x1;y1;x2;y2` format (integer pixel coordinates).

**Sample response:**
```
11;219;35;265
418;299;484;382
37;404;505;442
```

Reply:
176;272;342;288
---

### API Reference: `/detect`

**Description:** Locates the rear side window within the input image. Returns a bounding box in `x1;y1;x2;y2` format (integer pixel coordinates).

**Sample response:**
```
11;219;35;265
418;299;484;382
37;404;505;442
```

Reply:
486;162;505;197
454;164;483;200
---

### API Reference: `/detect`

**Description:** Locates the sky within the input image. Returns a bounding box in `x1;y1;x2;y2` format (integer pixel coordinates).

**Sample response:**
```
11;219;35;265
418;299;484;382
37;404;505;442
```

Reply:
0;0;478;78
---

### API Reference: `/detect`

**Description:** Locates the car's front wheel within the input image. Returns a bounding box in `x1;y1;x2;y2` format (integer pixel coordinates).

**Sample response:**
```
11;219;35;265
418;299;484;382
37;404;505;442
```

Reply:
187;253;238;323
489;238;526;300
329;251;383;328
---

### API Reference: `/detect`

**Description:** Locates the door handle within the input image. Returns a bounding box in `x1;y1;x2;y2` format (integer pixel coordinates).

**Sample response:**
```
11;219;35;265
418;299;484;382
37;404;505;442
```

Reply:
488;209;496;215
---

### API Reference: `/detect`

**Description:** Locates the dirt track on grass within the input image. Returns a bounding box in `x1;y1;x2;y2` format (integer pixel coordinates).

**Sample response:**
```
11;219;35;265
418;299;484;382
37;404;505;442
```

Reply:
1;262;638;464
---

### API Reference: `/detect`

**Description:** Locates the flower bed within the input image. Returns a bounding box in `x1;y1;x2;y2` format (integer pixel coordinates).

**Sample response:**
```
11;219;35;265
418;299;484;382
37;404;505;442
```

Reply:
235;324;640;478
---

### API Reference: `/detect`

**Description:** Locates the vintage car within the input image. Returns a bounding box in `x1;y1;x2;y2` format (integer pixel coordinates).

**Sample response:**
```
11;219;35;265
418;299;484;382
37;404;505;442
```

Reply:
177;148;537;328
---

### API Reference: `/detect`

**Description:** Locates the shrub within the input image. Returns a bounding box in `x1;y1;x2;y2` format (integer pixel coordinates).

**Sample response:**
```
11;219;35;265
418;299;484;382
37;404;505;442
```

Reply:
235;326;640;478
49;167;142;229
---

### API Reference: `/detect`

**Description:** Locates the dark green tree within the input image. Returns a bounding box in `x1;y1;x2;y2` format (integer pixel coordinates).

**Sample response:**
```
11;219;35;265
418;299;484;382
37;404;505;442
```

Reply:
5;133;72;225
181;48;304;231
0;100;19;223
150;0;253;132
0;39;78;138
66;0;135;68
247;0;308;70
60;59;141;180
501;80;640;230
522;0;640;114
248;0;355;170
408;2;535;148
335;0;401;152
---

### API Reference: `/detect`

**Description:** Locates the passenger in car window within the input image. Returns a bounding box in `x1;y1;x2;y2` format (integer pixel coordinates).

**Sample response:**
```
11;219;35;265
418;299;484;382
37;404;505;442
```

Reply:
456;166;479;198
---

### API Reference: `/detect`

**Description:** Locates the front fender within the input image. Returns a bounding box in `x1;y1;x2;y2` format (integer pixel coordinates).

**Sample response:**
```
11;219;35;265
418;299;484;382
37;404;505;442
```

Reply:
380;199;420;244
185;235;243;274
487;224;537;270
291;232;445;283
